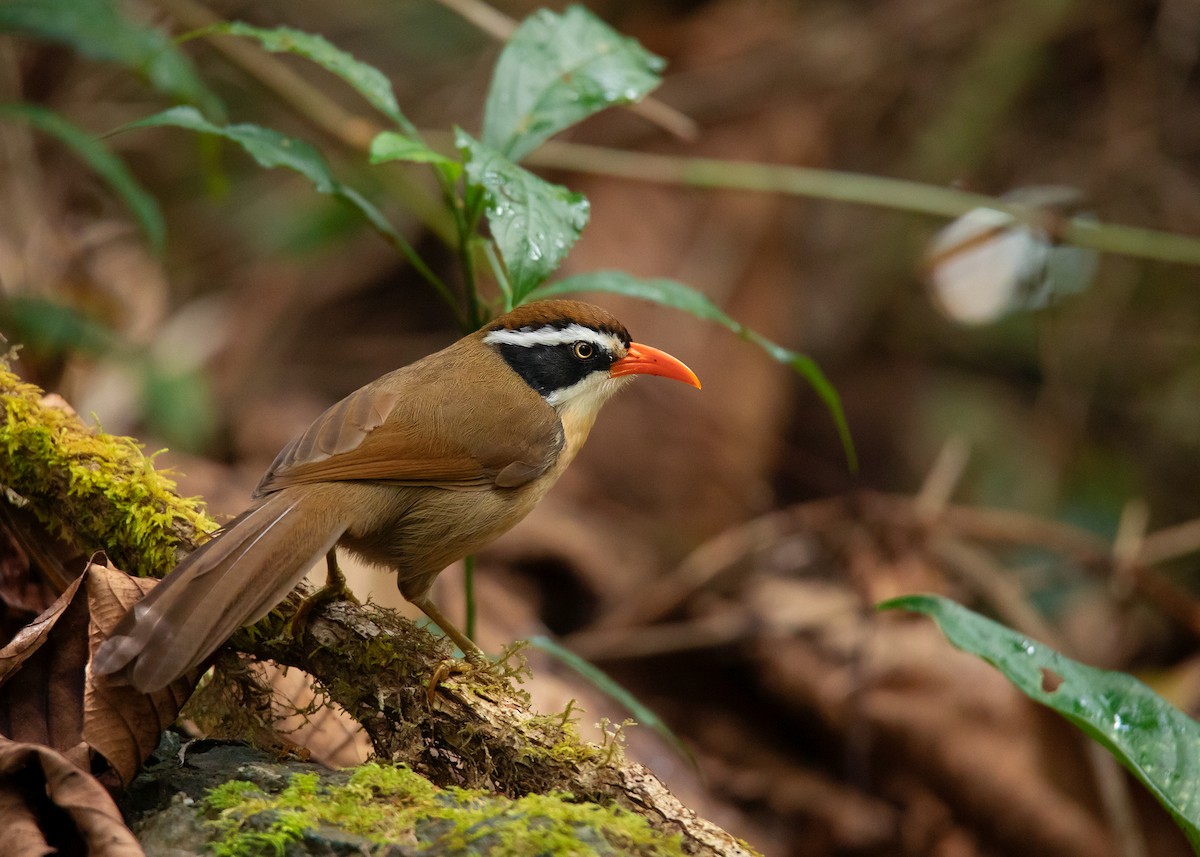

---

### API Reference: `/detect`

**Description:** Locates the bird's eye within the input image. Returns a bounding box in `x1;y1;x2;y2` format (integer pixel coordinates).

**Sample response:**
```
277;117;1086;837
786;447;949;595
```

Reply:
572;341;595;360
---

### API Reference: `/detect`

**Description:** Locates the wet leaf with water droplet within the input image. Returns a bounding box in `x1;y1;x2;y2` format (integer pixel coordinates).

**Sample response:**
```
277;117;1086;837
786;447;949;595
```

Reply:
880;593;1200;849
482;5;664;162
458;130;589;301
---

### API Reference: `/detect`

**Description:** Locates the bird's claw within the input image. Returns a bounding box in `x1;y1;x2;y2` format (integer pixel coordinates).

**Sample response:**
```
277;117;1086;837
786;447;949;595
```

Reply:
426;658;473;704
425;651;502;703
282;548;357;640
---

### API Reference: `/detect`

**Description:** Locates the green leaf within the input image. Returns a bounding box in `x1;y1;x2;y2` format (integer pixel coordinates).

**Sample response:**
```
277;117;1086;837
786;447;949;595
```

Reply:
142;363;216;453
205;22;417;137
527;636;695;769
126;108;455;312
880;594;1200;849
0;296;120;357
482;5;664;162
457;130;590;302
122;107;399;239
370;131;460;175
0;0;221;117
530;271;857;470
0;104;165;253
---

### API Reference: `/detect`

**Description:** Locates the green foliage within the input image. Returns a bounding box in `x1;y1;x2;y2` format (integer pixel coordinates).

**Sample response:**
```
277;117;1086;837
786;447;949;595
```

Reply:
124;107;388;229
459;130;591;304
482;5;665;162
880;594;1200;849
0;105;165;253
203;762;686;856
2;2;854;453
0;296;118;357
370;131;461;172
0;296;217;452
201;21;418;137
123;106;453;309
0;0;220;115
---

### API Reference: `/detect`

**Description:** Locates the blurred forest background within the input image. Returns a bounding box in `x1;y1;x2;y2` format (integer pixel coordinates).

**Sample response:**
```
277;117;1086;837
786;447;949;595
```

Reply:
5;0;1200;854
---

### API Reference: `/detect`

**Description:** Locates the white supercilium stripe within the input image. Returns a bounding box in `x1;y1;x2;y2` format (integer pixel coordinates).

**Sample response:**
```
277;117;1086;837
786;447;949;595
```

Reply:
484;323;623;352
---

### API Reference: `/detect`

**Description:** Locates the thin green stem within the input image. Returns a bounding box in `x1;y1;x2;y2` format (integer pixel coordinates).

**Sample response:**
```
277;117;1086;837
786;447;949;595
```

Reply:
460;187;490;329
525;142;1200;268
484;241;513;311
459;230;482;330
463;554;477;642
430;169;474;332
376;227;465;328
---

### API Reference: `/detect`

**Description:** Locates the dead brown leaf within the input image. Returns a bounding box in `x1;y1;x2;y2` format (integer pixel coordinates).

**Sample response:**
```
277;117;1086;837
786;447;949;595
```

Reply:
0;504;72;647
84;565;199;785
0;737;143;857
0;562;198;786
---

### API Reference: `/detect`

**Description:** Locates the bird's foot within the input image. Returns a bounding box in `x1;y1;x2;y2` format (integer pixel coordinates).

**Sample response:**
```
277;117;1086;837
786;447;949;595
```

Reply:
426;658;470;703
284;548;358;639
425;650;502;703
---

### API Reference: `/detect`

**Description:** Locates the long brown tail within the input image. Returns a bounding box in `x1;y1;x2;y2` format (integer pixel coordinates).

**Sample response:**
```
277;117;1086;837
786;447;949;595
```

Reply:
92;489;345;692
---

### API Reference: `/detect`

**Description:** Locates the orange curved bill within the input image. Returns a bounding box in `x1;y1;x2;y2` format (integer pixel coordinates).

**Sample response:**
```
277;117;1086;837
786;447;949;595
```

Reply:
610;342;702;389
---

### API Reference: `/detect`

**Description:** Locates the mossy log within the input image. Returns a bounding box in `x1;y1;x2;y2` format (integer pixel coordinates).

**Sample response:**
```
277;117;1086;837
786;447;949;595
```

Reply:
0;364;757;857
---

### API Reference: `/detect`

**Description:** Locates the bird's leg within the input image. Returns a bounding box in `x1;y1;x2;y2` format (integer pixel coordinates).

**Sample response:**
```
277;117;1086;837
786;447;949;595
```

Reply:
287;548;358;636
409;593;488;666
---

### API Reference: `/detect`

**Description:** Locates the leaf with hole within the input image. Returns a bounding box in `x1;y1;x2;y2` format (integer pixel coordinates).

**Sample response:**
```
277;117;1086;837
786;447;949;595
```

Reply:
880;593;1200;849
482;5;664;162
458;130;589;302
530;271;857;470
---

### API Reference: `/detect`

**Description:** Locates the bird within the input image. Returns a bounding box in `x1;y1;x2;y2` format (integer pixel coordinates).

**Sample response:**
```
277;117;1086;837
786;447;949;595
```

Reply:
92;299;700;692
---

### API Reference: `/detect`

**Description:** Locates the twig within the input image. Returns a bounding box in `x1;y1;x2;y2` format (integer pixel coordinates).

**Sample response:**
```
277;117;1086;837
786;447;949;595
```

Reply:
591;498;845;631
929;535;1066;650
147;0;457;246
935;499;1200;638
1112;499;1150;599
152;0;372;148
564;611;754;661
1136;515;1200;565
914;435;970;521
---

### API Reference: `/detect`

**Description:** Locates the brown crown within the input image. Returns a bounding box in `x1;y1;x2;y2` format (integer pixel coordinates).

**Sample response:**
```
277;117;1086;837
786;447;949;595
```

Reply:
485;300;632;346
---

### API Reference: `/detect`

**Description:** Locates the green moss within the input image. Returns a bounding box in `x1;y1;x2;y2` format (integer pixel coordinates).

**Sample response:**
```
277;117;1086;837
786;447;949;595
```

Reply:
0;364;214;577
203;762;685;856
206;780;265;811
521;702;604;768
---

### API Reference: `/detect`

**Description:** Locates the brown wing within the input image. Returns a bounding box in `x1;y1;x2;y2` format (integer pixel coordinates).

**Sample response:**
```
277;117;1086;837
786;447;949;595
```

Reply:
254;339;563;496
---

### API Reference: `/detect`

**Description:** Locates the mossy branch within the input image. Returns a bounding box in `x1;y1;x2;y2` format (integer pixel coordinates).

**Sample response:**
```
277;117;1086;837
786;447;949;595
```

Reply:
0;363;755;857
0;364;212;580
